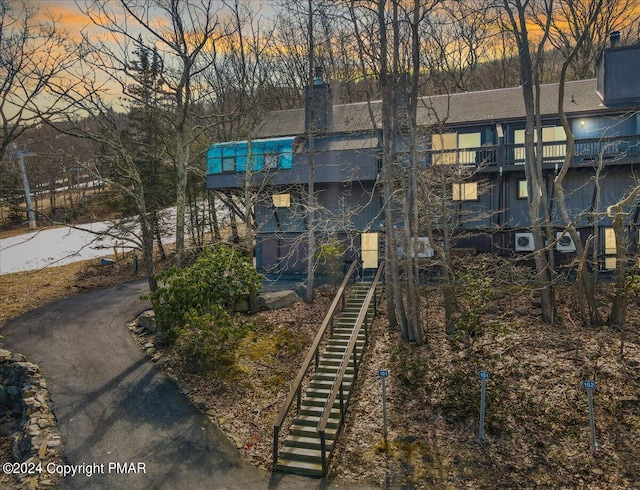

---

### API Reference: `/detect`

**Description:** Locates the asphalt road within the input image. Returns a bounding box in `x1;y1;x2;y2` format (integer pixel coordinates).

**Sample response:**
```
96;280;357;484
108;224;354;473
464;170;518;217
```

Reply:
1;280;319;489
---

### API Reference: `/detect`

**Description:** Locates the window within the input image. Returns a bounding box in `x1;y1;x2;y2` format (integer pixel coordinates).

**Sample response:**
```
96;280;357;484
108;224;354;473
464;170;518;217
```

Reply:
432;132;482;165
432;132;457;165
514;126;566;162
272;193;291;208
452;182;478;201
263;152;279;170
222;157;235;173
457;132;481;164
517;179;528;199
604;227;616;269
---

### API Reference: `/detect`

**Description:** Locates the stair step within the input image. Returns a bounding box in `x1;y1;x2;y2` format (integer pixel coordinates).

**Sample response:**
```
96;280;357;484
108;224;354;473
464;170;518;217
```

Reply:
305;386;351;397
278;446;325;463
301;396;341;407
290;424;337;439
331;332;365;339
308;385;351;397
274;458;324;478
273;279;382;478
329;338;365;344
312;373;354;384
317;365;355;375
316;370;355;379
313;369;354;378
318;359;346;367
309;378;352;387
319;362;359;372
325;341;364;351
299;405;342;417
294;414;340;429
321;351;350;358
284;435;334;451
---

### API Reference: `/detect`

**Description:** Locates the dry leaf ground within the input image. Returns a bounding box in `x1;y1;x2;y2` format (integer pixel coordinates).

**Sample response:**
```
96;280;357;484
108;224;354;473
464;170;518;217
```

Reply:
329;283;640;489
2;253;640;488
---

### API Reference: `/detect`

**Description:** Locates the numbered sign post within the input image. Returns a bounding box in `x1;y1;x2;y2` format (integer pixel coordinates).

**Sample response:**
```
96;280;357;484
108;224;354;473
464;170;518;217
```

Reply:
378;369;390;442
582;380;597;456
478;371;490;442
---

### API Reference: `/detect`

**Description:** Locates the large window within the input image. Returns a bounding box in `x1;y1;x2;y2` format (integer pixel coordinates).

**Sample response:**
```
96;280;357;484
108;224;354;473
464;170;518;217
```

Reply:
458;132;482;164
452;182;478;201
514;126;566;162
433;132;481;165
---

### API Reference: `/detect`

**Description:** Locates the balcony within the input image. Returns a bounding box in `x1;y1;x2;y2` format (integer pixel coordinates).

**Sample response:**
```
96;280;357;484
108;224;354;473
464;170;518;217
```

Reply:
428;145;499;166
424;134;640;168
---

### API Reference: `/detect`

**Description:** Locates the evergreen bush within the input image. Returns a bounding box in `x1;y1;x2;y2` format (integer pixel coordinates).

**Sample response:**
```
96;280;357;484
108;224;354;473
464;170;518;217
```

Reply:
146;244;262;331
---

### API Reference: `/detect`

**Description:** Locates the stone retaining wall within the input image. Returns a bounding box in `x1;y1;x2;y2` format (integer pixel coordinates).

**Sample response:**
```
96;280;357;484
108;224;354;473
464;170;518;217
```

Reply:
0;349;63;489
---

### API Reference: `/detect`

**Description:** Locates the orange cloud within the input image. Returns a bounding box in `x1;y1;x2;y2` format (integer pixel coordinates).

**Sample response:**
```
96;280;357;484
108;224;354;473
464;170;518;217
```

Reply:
33;1;92;40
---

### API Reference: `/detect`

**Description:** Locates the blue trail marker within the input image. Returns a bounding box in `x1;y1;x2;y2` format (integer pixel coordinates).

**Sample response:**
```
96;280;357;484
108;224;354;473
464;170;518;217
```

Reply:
478;371;490;442
582;380;597;456
378;369;390;442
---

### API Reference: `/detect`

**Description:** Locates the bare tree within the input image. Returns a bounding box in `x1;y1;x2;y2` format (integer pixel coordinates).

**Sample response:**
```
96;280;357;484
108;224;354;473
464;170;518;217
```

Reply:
0;0;76;229
500;0;557;323
607;188;640;328
549;0;640;79
0;0;74;158
554;0;605;325
79;0;226;267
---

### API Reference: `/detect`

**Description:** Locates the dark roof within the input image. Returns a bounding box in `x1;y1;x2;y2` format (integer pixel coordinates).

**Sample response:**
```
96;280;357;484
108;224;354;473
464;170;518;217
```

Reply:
254;79;635;138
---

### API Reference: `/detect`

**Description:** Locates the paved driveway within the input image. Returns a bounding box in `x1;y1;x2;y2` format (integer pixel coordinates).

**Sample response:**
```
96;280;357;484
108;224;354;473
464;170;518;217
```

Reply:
1;280;317;489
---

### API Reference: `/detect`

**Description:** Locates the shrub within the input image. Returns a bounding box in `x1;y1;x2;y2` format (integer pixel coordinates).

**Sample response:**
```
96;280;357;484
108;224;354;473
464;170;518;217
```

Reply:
174;306;248;377
451;258;496;342
146;244;262;330
316;239;346;290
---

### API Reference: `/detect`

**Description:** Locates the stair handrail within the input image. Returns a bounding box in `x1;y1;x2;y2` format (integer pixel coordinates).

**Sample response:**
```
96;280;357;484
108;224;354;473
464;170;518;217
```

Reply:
316;261;385;474
273;260;358;468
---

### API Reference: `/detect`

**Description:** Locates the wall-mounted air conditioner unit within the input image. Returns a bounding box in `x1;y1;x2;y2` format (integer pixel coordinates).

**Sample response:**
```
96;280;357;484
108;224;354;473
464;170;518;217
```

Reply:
515;232;535;251
556;231;576;252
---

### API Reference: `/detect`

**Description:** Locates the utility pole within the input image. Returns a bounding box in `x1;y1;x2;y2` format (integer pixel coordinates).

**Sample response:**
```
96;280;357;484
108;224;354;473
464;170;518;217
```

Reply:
12;145;37;230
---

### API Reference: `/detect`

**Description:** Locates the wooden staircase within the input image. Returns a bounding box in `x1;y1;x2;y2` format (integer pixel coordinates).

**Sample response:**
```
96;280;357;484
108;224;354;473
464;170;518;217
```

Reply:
273;265;384;477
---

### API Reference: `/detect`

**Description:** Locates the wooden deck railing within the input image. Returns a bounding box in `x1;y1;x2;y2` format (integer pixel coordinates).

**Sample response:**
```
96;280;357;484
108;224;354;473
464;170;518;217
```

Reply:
272;260;358;468
422;135;640;167
316;262;385;474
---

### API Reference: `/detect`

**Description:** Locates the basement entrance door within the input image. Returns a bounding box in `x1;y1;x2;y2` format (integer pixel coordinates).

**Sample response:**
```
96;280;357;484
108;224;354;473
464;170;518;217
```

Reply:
361;232;379;269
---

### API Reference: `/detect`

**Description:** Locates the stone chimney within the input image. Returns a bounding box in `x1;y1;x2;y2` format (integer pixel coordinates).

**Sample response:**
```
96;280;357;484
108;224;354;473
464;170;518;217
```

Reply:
305;67;332;133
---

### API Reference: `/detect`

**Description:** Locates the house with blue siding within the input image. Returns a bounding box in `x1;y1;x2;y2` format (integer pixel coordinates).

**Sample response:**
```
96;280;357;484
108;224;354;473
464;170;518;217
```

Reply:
207;39;640;275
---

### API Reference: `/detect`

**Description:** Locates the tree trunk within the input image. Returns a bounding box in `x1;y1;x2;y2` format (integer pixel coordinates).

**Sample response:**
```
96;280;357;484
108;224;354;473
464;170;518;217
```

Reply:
175;132;189;267
609;215;628;328
556;47;603;325
508;1;555;323
379;0;406;335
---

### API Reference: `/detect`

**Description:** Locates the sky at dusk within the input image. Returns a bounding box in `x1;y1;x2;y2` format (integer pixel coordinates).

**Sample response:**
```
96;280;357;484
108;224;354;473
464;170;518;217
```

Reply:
34;0;92;38
32;0;276;40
